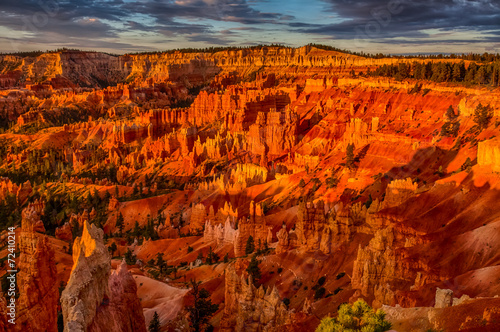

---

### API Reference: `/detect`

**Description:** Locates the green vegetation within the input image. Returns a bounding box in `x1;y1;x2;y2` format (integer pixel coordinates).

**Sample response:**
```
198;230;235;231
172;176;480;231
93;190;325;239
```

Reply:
441;106;460;137
315;299;392;332
245;235;255;255
186;280;219;332
346;143;355;169
246;254;261;283
371;61;500;87
473;103;493;130
148;311;161;332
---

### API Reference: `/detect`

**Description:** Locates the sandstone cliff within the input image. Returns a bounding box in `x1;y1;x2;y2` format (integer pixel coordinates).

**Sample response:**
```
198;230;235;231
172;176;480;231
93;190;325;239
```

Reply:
220;264;291;331
61;221;146;332
15;204;58;332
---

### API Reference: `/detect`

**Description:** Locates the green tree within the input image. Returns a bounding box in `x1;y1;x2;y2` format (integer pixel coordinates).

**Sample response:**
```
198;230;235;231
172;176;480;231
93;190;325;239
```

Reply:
124;248;136;265
133;221;141;237
346;143;355;169
108;242;117;257
148;311;161;332
315;299;392;332
245;235;255;255
206;246;219;265
186;280;219;332
156;253;167;274
116;212;124;236
246;254;261;283
473;103;493;130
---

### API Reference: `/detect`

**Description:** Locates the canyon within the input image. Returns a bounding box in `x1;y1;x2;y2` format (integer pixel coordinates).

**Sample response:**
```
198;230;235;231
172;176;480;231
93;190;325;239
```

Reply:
0;45;499;331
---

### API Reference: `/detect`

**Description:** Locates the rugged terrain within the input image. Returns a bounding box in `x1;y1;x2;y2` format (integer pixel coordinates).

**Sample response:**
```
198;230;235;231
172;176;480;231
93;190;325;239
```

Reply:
0;45;499;331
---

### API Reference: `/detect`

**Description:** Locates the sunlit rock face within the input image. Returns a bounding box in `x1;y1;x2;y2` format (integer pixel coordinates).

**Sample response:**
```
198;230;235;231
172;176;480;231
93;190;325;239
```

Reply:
61;222;146;332
1;46;500;332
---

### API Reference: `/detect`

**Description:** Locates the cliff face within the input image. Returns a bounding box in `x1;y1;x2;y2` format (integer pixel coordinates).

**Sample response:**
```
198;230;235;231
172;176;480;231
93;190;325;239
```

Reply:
15;204;59;332
61;221;146;332
87;261;147;332
2;45;500;332
221;264;291;332
61;221;111;331
1;45;461;88
477;137;500;171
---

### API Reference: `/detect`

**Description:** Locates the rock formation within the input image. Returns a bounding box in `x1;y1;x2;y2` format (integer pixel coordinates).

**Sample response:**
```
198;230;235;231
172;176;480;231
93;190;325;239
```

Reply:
477;137;500;171
220;264;291;331
15;205;59;332
61;221;146;332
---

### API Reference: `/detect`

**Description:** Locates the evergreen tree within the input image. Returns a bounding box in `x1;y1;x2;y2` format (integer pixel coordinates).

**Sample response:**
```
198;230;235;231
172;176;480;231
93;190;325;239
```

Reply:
133;221;141;237
346;143;355;169
148;311;161;332
473;103;493;130
108;242;117;257
206;246;219;264
245;235;255;255
124;248;136;265
186;280;219;332
246;254;261;283
116;212;124;236
156;252;167;274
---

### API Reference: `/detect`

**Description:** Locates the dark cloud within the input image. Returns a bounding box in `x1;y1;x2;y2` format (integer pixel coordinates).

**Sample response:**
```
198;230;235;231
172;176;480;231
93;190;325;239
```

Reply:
0;0;498;53
302;0;500;42
0;0;289;52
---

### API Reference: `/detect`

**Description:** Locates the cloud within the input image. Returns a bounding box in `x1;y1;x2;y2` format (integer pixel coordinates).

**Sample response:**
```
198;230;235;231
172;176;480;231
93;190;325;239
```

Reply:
301;0;500;43
0;0;498;53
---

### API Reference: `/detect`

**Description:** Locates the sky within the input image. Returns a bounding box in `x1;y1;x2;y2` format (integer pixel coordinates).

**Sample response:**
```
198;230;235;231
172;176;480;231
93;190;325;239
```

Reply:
0;0;499;55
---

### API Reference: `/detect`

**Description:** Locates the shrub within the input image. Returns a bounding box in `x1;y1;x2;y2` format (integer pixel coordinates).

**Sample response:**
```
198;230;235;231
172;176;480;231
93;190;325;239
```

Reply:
315;299;392;332
314;287;326;300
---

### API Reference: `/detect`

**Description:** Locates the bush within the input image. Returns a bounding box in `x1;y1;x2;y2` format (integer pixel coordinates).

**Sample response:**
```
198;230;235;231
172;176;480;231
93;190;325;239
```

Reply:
315;299;392;332
314;287;326;300
440;121;460;137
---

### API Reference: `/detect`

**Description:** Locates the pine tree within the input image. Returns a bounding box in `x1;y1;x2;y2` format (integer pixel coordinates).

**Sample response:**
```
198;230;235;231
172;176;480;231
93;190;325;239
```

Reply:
148;311;161;332
473;103;493;130
186;280;219;332
108;242;117;257
116;212;124;236
245;236;255;255
246;254;261;283
156;252;167;274
346;143;355;169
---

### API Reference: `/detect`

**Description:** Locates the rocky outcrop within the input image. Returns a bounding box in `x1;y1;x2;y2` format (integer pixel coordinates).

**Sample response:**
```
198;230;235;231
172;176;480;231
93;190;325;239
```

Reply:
477;137;500;171
351;227;419;307
61;221;146;332
204;218;239;247
15;205;59;332
61;221;111;331
220;264;291;331
382;178;418;209
190;203;208;233
434;288;453;308
87;260;147;332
